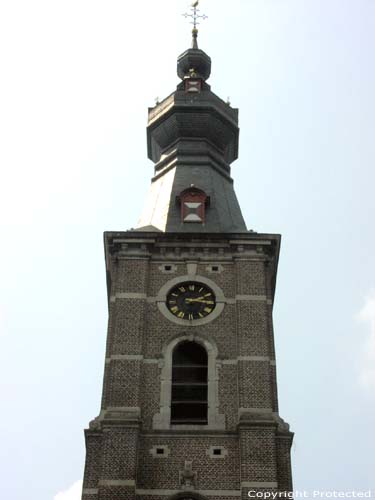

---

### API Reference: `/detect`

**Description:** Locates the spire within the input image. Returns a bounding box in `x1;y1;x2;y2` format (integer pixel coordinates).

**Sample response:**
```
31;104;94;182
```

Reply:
137;3;246;234
192;27;198;49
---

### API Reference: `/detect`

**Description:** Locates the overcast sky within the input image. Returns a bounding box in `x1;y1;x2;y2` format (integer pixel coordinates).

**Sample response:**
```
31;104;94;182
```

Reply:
0;1;374;500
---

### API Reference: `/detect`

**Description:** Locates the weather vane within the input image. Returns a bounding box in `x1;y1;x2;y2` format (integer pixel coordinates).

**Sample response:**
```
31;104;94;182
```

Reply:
182;1;208;31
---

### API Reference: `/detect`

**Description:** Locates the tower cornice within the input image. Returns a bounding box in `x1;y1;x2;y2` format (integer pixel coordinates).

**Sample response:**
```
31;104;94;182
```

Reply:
104;230;281;307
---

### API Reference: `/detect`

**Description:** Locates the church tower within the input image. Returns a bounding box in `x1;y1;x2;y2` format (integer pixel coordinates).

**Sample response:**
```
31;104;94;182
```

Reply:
81;13;294;500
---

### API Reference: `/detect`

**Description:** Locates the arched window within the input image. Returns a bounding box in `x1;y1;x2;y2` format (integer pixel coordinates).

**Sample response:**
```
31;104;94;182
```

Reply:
171;341;208;425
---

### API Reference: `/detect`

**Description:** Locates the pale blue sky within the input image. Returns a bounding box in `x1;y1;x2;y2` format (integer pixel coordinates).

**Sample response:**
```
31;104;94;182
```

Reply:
0;1;374;499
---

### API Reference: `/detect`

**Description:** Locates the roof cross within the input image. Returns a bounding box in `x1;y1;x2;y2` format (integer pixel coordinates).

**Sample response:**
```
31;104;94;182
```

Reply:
182;1;208;31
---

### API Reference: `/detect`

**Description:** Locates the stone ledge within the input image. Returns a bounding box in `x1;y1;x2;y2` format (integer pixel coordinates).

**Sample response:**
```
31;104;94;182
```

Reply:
99;480;135;487
135;489;241;497
241;482;278;488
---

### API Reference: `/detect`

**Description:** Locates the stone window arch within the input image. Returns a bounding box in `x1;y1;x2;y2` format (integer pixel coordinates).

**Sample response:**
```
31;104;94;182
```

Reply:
153;335;225;430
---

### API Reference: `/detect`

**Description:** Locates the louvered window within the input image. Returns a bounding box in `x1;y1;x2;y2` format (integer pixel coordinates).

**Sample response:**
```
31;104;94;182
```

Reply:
171;341;208;425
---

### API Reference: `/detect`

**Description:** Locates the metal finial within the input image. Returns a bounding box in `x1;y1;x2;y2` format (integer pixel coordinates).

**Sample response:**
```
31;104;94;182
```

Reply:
182;1;208;48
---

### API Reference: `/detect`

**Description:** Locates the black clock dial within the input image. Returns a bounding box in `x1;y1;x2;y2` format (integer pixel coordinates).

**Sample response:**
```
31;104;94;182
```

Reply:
166;282;216;320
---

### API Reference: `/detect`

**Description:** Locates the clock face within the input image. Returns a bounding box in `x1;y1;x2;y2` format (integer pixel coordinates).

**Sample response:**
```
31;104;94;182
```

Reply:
166;282;216;321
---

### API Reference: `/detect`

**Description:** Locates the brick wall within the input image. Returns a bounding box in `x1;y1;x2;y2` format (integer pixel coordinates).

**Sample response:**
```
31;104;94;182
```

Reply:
82;233;293;499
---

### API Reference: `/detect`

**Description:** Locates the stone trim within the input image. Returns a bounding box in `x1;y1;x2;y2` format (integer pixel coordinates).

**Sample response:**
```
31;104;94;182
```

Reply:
99;480;135;486
187;262;198;276
105;355;160;364
110;292;147;302
105;406;141;412
239;407;273;415
99;406;141;422
82;489;98;495
222;357;275;365
136;490;241;497
156;274;226;327
141;432;238;438
238;356;270;362
121;294;270;305
241;482;278;488
235;295;267;302
229;240;272;246
106;354;143;363
112;238;156;244
153;335;225;430
199;492;241;497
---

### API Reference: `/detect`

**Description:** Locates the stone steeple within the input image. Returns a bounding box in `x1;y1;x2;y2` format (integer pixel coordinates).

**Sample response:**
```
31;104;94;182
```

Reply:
137;39;247;233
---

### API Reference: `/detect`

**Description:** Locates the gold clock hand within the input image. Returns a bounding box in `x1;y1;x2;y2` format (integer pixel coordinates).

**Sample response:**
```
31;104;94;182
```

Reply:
185;298;214;304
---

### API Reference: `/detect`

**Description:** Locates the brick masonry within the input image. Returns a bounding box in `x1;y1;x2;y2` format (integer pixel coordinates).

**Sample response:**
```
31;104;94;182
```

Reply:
82;232;293;500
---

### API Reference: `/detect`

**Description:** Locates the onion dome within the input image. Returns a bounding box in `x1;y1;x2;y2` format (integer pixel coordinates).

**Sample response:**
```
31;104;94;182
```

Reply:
177;28;211;81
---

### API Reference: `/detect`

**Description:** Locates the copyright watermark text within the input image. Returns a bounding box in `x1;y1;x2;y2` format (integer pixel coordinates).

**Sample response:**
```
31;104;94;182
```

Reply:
248;492;373;499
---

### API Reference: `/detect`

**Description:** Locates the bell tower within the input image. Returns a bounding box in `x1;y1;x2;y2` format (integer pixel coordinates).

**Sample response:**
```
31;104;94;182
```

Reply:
81;12;293;500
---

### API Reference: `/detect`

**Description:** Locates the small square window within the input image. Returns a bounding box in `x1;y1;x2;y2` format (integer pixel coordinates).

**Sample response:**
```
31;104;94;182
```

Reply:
206;264;223;274
165;265;172;271
150;445;170;458
207;445;227;458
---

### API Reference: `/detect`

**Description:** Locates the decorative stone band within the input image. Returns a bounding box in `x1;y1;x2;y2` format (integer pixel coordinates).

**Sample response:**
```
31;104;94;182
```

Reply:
84;486;278;496
235;295;268;302
88;407;141;428
223;357;276;365
106;236;276;260
238;356;271;362
239;407;274;415
92;407;141;425
98;480;136;486
241;482;278;488
104;355;276;365
109;292;272;305
110;292;147;302
135;490;241;497
238;409;291;432
103;406;140;413
105;354;143;364
82;489;98;495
